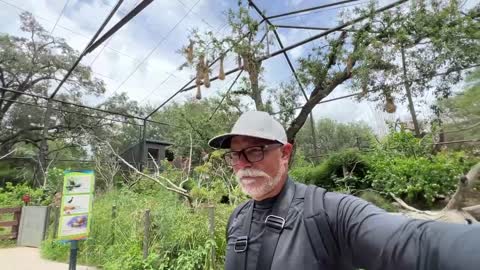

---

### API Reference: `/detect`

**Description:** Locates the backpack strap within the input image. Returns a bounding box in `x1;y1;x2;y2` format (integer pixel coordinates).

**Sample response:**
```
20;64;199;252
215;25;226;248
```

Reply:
304;185;339;268
225;199;252;270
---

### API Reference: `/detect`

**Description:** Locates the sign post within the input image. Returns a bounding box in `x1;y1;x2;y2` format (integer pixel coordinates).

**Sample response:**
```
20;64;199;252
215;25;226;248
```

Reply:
58;170;95;270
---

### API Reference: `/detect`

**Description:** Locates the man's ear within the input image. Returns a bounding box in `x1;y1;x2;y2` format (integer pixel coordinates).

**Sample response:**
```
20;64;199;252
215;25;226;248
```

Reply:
281;143;293;159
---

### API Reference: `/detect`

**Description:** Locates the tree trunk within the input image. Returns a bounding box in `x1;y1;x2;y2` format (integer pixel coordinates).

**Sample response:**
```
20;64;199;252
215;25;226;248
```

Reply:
248;61;264;111
401;46;421;137
309;113;319;159
36;100;52;186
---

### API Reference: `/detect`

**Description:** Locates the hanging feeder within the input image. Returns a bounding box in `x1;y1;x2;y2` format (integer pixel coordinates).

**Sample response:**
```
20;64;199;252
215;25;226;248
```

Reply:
218;55;225;80
195;84;202;100
385;95;396;113
204;61;211;88
186;40;194;64
195;58;203;100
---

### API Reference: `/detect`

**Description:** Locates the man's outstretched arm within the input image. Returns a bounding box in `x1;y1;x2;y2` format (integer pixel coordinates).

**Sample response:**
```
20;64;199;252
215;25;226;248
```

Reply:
324;193;480;270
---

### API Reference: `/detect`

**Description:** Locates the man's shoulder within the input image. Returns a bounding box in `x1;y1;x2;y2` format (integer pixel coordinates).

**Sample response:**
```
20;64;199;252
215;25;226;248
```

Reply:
290;179;365;213
229;199;252;220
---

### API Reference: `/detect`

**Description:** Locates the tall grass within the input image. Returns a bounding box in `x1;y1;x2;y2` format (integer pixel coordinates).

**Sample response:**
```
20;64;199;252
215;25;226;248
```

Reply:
41;182;235;269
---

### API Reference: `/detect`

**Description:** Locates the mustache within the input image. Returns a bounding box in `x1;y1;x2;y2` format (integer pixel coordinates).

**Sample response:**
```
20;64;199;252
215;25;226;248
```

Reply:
236;168;270;179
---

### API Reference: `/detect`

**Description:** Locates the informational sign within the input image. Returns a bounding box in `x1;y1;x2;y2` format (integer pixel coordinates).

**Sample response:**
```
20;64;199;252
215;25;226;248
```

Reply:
58;170;95;240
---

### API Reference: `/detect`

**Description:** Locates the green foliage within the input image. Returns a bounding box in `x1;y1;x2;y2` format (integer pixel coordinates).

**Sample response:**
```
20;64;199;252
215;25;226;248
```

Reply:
296;118;375;163
150;99;238;165
437;68;480;147
0;182;49;207
364;129;477;206
365;151;470;207
191;150;245;205
0;239;16;248
294;128;479;208
291;148;368;191
41;186;234;269
0;12;106;154
378;127;434;157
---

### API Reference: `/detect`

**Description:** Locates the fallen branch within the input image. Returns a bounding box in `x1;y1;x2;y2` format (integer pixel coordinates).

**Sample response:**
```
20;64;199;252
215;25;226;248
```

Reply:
106;142;190;197
463;204;480;220
444;162;480;210
85;128;191;201
389;192;425;213
389;192;479;224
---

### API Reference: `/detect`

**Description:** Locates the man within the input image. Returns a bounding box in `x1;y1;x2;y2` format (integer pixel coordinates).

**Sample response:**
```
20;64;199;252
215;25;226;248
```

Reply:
208;111;480;270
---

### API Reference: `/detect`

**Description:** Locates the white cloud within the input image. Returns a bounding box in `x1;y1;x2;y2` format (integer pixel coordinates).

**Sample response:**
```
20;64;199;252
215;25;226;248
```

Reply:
291;0;304;7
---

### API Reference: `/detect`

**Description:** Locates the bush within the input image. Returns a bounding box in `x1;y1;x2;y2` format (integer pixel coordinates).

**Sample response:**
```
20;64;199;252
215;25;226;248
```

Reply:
0;182;49;207
364;151;472;207
291;148;369;191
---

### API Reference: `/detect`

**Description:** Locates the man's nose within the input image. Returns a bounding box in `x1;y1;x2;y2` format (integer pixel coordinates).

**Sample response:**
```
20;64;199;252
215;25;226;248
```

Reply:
234;153;252;169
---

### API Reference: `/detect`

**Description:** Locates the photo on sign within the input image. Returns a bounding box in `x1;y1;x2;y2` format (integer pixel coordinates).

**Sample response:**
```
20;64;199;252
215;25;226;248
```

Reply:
64;175;92;194
62;194;91;215
60;215;88;237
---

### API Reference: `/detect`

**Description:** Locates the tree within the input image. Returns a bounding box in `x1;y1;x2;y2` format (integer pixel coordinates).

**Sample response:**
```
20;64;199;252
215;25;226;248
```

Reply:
290;0;479;142
0;12;106;154
149;97;240;164
180;1;270;110
296;118;375;162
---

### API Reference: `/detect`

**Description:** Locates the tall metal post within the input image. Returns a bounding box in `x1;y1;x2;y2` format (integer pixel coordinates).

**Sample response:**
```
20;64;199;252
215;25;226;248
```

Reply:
68;240;78;270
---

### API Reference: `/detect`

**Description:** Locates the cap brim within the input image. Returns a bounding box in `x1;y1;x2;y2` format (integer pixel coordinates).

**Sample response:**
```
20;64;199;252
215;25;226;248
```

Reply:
208;133;239;149
208;132;285;149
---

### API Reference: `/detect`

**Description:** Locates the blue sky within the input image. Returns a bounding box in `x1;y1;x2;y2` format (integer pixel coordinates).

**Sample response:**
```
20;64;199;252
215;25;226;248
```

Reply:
0;0;477;135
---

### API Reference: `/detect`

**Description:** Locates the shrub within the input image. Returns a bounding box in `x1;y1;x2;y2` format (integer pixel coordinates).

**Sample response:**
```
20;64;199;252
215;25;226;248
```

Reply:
0;182;49;207
291;148;369;191
362;129;478;207
364;151;472;207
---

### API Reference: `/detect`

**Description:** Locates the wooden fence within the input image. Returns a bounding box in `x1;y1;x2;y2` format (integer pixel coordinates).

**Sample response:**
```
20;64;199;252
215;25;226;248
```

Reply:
0;207;22;240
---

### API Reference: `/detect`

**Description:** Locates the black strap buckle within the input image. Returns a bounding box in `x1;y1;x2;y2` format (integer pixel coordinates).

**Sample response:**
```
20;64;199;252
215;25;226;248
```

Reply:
234;236;248;253
265;215;285;232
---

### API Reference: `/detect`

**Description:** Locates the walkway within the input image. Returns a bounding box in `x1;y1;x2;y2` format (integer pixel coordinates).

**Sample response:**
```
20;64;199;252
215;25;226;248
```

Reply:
0;247;97;270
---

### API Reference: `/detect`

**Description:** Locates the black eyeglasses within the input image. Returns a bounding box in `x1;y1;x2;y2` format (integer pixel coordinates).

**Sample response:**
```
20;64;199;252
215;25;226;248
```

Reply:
223;143;283;165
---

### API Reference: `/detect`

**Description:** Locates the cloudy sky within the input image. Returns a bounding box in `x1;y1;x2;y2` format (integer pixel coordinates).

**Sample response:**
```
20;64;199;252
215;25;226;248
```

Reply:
0;0;477;135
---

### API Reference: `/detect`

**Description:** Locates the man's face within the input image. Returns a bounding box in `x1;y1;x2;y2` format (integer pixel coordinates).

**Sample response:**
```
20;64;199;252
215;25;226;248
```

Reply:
229;136;291;200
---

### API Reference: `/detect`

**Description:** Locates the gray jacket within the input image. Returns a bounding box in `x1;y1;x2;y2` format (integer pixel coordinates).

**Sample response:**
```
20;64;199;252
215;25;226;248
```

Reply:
225;179;480;270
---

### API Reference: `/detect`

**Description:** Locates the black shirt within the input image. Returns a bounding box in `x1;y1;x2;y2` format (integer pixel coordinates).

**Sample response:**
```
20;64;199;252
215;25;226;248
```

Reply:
246;196;277;269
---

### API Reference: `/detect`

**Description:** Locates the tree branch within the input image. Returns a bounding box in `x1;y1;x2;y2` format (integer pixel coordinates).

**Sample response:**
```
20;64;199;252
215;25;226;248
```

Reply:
0;149;16;160
444;162;480;210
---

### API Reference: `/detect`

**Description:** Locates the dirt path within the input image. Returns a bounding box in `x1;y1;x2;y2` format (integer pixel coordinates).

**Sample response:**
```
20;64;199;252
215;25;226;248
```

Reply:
0;247;97;270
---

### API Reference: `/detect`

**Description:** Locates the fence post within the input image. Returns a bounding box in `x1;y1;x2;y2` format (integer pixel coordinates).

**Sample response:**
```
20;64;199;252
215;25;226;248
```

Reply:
111;205;117;245
52;206;60;239
208;206;215;267
11;208;21;239
143;209;150;259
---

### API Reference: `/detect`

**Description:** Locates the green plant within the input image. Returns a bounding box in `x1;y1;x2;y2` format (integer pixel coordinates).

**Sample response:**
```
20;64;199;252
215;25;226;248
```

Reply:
364;151;471;207
0;182;49;207
291;148;369;191
41;186;233;269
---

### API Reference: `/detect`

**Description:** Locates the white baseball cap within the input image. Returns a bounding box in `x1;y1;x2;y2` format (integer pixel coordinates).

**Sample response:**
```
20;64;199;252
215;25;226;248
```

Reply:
208;111;288;149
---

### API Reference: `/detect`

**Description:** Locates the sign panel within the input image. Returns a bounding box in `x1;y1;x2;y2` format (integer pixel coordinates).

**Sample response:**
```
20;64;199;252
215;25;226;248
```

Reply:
58;170;94;240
